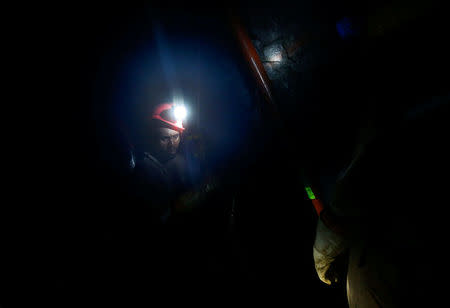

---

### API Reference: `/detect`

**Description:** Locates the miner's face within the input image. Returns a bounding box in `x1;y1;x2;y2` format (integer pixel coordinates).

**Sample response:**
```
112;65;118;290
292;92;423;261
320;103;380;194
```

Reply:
155;127;181;157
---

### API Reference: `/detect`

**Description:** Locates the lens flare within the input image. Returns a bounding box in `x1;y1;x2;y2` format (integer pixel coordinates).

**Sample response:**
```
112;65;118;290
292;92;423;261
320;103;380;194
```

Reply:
174;105;187;120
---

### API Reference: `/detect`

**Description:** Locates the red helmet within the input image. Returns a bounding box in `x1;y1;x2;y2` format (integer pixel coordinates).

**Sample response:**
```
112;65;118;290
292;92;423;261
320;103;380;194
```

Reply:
151;103;185;133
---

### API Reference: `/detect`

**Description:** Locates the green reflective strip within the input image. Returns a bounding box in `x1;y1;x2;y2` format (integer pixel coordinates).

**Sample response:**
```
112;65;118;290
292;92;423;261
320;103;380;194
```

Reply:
305;186;316;200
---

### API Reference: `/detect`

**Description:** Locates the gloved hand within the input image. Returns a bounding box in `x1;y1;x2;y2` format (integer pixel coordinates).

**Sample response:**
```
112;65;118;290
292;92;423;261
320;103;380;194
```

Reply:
173;177;220;213
313;219;347;285
174;191;198;213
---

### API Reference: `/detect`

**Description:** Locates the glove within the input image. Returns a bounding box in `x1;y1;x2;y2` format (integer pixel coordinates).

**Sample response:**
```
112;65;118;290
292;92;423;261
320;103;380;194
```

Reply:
313;219;347;285
174;191;199;213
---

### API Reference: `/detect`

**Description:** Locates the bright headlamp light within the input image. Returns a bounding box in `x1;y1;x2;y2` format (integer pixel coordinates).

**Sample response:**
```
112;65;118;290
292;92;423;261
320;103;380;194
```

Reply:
173;104;187;121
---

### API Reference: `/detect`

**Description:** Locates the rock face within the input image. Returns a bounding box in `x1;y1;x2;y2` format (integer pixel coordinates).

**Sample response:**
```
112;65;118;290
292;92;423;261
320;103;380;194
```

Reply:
234;0;449;203
240;4;336;103
235;2;364;180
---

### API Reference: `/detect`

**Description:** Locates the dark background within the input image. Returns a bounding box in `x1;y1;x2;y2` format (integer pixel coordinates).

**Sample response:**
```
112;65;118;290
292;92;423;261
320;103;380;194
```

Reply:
4;1;449;307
